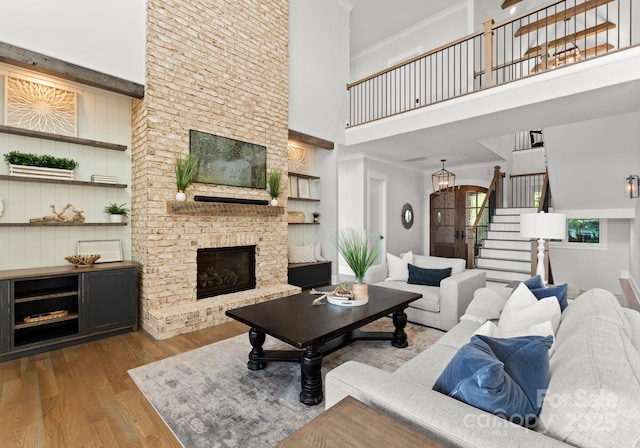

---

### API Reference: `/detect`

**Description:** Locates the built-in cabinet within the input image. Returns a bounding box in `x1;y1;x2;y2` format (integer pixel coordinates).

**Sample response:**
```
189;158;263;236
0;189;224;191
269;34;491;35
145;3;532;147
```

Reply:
0;262;138;361
286;133;333;288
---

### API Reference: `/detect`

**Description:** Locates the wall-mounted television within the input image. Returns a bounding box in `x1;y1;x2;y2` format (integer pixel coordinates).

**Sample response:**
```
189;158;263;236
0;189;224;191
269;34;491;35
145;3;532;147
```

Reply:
189;129;266;189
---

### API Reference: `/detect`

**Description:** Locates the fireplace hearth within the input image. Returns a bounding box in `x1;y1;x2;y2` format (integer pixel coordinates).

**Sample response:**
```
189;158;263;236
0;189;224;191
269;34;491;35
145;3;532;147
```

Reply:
197;246;256;299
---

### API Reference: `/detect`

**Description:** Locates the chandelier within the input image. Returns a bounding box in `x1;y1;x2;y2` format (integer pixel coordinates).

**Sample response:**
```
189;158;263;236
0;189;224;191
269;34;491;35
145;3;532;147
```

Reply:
432;159;456;193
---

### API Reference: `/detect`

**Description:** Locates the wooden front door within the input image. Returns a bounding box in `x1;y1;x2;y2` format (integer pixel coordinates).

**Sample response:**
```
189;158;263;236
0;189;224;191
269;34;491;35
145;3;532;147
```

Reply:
430;186;488;260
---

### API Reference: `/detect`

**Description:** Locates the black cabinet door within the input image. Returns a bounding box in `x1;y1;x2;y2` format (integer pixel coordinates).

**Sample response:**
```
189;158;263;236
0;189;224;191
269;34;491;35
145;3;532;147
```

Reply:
0;281;9;352
82;269;137;333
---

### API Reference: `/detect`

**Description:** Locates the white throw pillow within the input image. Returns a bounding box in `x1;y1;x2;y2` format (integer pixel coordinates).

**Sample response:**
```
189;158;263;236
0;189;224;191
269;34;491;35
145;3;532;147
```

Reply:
460;288;509;324
474;320;557;356
499;283;561;334
288;244;316;263
386;251;413;281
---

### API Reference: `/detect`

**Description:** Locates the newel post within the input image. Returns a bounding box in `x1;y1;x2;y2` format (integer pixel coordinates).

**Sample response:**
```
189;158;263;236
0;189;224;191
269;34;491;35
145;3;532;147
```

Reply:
494;165;503;208
483;18;495;87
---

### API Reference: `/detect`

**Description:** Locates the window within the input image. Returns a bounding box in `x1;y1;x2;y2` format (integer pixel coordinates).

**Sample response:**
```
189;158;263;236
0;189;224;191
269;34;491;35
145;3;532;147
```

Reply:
567;219;600;244
552;218;606;249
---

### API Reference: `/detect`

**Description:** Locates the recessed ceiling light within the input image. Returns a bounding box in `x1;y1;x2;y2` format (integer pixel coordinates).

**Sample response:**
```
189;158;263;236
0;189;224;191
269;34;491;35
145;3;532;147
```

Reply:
509;6;517;15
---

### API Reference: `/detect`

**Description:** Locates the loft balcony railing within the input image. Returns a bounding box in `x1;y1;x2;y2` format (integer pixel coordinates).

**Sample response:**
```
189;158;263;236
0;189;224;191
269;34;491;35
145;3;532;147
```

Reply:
347;0;635;127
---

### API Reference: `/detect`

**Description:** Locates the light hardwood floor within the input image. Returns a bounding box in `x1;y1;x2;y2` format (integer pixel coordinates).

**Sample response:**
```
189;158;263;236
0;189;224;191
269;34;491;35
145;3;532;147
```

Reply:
0;321;248;447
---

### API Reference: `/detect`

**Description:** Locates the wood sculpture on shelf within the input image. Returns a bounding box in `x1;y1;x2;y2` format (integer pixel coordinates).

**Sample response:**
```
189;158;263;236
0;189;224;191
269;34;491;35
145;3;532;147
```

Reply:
30;203;86;223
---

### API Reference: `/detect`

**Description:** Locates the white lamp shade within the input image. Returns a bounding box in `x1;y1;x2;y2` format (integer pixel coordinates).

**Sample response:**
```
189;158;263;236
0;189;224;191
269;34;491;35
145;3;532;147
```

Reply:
520;213;538;238
520;212;566;240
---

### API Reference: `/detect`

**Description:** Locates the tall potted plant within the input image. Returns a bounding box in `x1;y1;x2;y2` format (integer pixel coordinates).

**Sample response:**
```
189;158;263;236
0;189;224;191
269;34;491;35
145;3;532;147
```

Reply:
334;228;381;301
175;154;198;201
267;169;282;206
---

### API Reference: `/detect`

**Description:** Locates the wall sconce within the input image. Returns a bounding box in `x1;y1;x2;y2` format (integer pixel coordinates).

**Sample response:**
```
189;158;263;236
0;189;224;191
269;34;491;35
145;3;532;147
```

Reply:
432;159;456;194
627;174;639;199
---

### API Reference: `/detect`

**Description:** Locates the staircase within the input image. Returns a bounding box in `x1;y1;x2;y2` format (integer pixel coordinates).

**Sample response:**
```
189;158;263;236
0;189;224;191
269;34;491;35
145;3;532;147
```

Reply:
476;207;536;286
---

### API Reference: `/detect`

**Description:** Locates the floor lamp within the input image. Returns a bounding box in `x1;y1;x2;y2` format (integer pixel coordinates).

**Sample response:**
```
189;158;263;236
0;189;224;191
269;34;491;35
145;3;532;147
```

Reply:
520;211;566;285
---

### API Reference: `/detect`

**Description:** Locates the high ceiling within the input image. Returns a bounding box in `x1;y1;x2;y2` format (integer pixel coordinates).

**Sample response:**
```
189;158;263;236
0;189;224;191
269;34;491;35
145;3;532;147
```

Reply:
341;0;640;171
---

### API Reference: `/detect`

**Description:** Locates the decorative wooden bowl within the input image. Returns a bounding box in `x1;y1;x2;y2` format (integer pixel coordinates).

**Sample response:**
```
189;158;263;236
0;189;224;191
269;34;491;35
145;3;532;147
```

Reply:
65;254;101;267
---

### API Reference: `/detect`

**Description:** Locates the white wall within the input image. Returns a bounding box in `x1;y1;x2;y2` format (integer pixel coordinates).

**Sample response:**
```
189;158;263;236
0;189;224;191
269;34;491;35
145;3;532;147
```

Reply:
545;112;640;214
350;2;469;82
363;158;425;256
550;219;630;295
289;0;350;145
0;0;146;84
0;64;133;270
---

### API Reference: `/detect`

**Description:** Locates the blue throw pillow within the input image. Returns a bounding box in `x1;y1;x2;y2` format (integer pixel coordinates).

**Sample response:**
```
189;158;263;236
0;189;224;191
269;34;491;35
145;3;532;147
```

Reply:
515;275;544;292
531;283;569;311
433;335;553;427
407;264;451;286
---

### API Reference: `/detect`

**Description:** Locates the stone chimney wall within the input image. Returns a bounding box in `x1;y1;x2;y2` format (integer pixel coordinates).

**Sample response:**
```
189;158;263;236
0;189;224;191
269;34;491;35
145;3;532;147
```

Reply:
131;0;296;339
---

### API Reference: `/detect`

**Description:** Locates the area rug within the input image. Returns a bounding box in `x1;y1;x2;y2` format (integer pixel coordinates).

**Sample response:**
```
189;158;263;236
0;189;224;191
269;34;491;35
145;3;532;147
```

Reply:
129;318;443;448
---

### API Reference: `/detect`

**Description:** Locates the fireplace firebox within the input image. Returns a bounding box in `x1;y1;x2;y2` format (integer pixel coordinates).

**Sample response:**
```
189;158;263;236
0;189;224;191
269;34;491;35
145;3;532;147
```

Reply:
197;246;256;299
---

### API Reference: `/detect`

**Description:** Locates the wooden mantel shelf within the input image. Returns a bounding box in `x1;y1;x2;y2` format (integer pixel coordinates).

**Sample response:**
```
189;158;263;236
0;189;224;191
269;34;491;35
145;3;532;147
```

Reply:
166;200;285;217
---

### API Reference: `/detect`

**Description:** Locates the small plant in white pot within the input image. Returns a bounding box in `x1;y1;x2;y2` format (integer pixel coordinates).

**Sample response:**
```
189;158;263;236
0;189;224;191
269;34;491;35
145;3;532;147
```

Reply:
267;169;282;206
103;202;129;223
334;228;381;302
175;154;198;201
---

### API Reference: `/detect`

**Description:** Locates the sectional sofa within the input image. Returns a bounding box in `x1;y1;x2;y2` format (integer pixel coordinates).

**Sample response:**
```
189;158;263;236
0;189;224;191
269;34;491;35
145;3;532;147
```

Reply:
325;286;640;447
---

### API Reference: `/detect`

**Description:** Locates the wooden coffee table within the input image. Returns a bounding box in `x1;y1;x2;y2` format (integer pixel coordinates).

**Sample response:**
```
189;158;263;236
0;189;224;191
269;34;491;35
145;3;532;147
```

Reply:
276;396;446;447
225;285;421;405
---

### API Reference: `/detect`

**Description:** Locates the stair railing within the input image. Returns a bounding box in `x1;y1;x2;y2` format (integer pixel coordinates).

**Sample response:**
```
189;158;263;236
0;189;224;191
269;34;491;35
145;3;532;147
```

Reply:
347;0;634;127
466;165;504;268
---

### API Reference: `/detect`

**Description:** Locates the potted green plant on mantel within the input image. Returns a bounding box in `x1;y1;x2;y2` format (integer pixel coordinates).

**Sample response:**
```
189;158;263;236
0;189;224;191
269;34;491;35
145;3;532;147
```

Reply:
267;169;282;206
4;150;79;180
175;154;198;201
334;228;381;303
103;202;129;223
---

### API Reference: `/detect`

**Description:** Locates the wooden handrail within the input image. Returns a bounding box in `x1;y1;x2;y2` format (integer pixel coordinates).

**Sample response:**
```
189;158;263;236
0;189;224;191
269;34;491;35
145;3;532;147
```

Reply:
346;30;483;89
466;166;503;268
510;171;547;179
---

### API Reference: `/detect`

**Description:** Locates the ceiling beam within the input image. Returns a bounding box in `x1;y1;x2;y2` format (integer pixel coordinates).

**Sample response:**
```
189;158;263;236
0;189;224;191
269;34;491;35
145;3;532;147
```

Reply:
514;0;616;38
524;22;616;57
0;42;144;98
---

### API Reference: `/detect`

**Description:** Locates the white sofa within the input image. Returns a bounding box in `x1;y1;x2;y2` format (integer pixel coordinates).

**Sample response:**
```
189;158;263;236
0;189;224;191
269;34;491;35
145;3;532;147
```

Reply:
364;254;486;331
325;287;640;448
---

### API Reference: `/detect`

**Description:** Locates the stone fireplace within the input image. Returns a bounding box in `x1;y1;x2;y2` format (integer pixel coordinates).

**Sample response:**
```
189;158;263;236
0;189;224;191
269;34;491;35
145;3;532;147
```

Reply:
197;246;256;300
130;0;295;339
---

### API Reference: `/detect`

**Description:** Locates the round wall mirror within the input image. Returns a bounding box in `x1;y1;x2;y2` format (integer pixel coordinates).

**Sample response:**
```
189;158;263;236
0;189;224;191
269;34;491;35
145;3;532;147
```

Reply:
401;203;414;229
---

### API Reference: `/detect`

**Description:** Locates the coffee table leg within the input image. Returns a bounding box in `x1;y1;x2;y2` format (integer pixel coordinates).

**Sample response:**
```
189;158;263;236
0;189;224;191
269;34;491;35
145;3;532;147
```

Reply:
392;309;409;348
247;328;267;370
300;345;323;405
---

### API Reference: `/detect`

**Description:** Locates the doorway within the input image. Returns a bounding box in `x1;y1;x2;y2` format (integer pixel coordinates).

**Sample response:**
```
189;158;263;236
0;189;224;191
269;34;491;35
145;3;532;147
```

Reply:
430;186;489;261
367;173;387;265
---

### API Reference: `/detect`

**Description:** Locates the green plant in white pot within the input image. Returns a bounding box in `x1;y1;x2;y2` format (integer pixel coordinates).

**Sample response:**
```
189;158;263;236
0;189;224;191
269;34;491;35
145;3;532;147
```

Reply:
175;154;198;201
334;228;381;301
267;169;282;206
103;202;129;223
